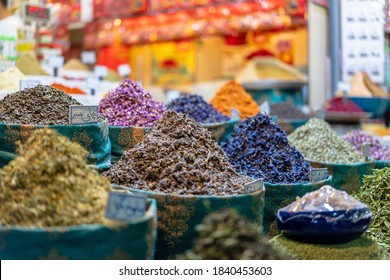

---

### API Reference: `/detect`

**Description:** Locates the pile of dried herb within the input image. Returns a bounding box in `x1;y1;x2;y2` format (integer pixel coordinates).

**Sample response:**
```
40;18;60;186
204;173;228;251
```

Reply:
0;128;112;227
16;53;49;76
166;94;229;124
270;235;389;260
221;113;310;184
288;118;364;164
270;102;308;120
0;85;82;125
353;168;390;252
210;81;260;120
103;111;250;195
98;79;166;127
343;130;390;162
178;209;286;260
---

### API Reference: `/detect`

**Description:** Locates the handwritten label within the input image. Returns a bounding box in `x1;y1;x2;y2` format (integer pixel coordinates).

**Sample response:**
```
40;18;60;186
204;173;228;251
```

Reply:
20;80;40;90
310;168;329;183
69;105;99;125
230;107;241;121
86;77;100;90
363;143;371;161
244;178;264;194
81;51;96;64
105;192;147;221
118;64;131;77
94;65;108;78
260;101;270;115
49;56;64;68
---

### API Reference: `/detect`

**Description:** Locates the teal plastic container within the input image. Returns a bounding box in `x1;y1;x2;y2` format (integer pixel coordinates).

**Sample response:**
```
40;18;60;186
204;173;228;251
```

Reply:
0;198;158;260
202;119;241;143
263;176;332;238
308;161;376;194
0;119;111;169
130;187;265;260
243;81;306;107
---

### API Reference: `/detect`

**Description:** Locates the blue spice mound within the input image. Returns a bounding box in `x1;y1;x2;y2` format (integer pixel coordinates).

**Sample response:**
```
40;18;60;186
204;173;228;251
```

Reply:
221;113;310;184
166;94;230;124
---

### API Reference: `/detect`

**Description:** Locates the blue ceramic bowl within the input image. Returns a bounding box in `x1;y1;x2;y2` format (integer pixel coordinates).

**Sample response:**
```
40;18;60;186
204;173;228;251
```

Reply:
277;207;372;244
349;97;389;118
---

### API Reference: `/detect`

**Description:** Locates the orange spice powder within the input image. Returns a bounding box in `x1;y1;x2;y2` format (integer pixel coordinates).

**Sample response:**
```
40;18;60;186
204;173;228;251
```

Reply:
51;83;86;95
210;81;260;120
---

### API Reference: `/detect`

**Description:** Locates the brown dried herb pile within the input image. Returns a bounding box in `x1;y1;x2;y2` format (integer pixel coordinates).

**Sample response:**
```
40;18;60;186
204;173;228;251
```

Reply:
0;84;82;125
0;128;112;227
178;209;286;260
103;110;250;195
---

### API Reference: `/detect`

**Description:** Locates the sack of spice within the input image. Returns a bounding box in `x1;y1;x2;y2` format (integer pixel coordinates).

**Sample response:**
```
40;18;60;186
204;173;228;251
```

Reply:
98;79;165;163
166;94;239;143
288;118;374;193
0;128;157;260
0;85;111;169
178;209;287;260
221;113;331;235
353;168;390;253
210;81;260;120
103;110;265;260
270;102;309;134
16;53;49;76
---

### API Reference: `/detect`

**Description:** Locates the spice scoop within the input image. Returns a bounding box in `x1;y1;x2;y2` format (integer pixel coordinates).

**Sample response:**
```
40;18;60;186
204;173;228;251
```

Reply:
277;185;372;244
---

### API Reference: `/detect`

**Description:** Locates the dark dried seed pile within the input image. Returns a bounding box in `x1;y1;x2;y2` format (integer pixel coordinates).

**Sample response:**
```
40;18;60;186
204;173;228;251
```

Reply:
0;84;82;125
270;102;308;120
103;110;250;195
178;209;286;260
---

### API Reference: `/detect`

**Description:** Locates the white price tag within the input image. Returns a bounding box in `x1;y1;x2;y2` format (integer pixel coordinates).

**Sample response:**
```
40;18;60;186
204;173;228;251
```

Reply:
117;64;131;77
81;51;96;64
86;77;100;90
49;56;64;68
69;105;99;125
244;178;264;194
363;143;371;161
260;101;270;115
94;65;108;78
105;192;147;221
20;80;40;90
230;107;241;121
167;90;181;103
309;168;329;183
0;60;15;72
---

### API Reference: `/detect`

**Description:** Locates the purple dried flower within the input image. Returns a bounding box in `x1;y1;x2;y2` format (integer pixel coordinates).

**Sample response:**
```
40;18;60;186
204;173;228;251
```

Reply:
98;79;166;127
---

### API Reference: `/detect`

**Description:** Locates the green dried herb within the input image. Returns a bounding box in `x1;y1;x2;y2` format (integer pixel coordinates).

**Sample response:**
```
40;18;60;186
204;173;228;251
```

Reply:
270;235;389;260
353;168;390;252
178;209;286;260
288;118;364;164
0;128;112;227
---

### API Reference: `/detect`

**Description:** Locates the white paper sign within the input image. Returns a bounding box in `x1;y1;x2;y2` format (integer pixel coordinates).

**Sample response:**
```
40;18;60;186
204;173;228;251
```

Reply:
105;192;147;221
260;101;270;115
167;90;181;103
86;77;100;90
49;56;64;68
81;51;96;64
94;65;108;78
69;105;99;125
310;168;329;183
230;108;241;121
363;143;371;161
244;178;264;194
117;64;131;77
20;80;40;90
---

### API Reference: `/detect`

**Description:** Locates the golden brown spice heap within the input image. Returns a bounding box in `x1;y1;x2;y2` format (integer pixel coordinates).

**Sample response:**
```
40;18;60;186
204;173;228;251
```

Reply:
0;128;112;227
210;81;260;120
